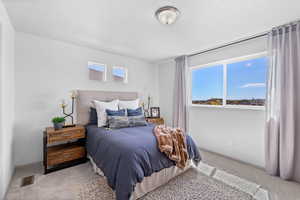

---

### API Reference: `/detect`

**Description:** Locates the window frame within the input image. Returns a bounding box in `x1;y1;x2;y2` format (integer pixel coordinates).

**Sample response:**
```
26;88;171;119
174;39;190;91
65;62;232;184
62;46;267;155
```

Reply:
88;61;107;82
112;66;128;83
189;52;267;110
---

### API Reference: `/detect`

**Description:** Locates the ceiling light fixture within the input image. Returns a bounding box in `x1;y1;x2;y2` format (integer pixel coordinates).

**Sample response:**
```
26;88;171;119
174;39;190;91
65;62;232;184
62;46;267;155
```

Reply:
155;6;180;25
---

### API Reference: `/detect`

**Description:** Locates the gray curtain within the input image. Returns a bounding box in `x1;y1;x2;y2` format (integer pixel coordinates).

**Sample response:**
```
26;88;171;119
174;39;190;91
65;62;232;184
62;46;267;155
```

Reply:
265;21;300;182
173;55;189;133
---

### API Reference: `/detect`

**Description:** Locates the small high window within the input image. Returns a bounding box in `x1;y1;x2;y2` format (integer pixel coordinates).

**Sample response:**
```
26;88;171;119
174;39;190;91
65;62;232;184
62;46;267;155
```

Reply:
112;66;128;83
88;61;107;81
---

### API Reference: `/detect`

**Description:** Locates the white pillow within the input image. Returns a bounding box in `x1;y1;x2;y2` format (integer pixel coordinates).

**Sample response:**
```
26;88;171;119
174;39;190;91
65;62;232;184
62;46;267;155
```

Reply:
119;99;140;110
93;99;119;127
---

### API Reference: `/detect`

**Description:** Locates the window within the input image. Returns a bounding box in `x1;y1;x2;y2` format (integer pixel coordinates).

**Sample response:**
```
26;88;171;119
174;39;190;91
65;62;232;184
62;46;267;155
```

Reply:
227;57;267;106
88;61;107;81
191;53;267;108
191;65;223;105
112;66;128;83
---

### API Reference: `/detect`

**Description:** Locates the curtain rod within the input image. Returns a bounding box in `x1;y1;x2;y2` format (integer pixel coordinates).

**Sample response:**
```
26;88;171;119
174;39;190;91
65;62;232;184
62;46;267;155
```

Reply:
186;19;300;58
187;31;268;57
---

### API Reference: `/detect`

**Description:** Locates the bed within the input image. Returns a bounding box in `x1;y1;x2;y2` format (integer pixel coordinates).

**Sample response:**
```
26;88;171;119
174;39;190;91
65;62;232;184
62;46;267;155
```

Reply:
76;90;201;200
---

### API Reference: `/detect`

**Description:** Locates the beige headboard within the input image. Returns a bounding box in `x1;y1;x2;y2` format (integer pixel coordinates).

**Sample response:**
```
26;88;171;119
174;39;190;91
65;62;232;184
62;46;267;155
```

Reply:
76;90;139;125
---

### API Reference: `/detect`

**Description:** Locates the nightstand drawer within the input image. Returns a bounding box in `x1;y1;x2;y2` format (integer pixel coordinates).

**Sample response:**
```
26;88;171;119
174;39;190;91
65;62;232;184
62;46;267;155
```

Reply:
43;125;87;174
47;144;85;166
47;127;85;144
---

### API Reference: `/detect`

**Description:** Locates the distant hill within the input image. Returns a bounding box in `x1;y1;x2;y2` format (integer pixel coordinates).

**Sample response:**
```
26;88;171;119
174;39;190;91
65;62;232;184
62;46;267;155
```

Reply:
192;98;265;106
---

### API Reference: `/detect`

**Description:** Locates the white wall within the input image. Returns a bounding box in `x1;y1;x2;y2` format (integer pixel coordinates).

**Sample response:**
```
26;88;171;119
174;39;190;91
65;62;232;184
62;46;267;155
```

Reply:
158;59;175;127
14;32;159;166
0;1;15;199
189;108;265;167
158;37;267;168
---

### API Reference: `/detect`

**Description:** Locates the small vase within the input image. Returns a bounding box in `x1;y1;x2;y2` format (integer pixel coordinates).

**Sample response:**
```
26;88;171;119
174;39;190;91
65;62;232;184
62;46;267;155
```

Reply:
53;122;65;130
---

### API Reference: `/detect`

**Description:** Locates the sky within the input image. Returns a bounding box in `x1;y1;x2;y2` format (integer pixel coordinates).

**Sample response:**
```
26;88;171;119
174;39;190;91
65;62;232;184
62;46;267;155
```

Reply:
88;63;106;72
192;57;267;100
113;67;126;77
88;63;126;78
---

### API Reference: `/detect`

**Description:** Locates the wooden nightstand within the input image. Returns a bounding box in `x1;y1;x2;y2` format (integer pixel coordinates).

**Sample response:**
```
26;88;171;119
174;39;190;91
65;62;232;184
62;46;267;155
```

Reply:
43;125;87;174
146;117;164;125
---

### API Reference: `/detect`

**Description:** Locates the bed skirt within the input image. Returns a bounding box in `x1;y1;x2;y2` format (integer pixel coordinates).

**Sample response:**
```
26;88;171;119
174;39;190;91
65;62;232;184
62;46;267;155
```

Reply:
88;155;194;200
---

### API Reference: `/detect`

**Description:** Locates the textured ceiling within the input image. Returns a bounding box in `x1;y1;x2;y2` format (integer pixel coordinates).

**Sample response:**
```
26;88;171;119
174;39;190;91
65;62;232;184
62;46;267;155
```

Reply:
3;0;300;62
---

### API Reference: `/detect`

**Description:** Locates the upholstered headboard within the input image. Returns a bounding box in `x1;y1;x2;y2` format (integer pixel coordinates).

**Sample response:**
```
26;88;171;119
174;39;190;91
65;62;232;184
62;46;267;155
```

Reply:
76;90;139;125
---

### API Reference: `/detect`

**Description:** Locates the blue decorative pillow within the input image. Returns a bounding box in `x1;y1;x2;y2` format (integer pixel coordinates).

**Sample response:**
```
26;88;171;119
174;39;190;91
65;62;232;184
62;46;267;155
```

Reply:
128;115;147;127
89;107;98;125
108;116;129;129
106;109;126;116
127;107;143;116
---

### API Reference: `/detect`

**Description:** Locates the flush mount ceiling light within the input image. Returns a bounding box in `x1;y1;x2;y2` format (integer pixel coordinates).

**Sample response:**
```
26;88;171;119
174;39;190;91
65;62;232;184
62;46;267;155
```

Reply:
155;6;180;25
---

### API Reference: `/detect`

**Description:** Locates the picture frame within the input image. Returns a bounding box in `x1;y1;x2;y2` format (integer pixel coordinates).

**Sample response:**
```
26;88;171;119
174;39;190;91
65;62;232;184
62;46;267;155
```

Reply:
150;107;160;118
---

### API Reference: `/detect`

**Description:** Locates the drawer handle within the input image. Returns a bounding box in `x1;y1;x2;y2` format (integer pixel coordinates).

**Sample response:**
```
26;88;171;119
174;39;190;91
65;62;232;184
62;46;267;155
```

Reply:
62;133;72;137
63;154;72;159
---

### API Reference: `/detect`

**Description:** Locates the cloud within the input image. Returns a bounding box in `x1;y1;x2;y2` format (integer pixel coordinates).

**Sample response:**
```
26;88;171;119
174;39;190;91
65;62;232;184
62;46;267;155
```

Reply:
245;63;252;67
240;83;266;88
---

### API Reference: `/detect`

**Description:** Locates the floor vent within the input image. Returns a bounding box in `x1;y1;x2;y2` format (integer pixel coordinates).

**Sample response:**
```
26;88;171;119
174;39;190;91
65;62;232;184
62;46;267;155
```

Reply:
20;175;35;187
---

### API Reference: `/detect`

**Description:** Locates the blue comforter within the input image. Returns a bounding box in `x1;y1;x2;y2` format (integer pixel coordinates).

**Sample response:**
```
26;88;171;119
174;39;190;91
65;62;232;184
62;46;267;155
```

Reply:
86;124;201;200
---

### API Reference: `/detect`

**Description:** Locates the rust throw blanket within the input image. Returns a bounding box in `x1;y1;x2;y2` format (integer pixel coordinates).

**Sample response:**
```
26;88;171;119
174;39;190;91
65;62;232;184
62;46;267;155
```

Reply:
153;125;188;169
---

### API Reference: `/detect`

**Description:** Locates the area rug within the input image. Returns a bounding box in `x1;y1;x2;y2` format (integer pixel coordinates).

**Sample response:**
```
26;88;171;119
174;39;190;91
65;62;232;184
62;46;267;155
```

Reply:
78;162;270;200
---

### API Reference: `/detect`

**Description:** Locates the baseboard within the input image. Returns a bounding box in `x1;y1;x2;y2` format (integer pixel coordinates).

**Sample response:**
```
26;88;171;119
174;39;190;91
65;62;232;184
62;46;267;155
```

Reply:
199;147;264;170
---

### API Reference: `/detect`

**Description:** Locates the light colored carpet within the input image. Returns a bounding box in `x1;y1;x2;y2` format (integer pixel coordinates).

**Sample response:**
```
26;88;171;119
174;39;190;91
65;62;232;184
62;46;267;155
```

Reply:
7;161;269;200
78;162;269;200
79;167;254;200
8;150;300;200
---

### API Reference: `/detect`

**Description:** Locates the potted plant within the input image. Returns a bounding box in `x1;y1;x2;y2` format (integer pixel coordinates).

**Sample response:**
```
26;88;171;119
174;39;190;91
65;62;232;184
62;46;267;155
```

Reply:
52;117;66;130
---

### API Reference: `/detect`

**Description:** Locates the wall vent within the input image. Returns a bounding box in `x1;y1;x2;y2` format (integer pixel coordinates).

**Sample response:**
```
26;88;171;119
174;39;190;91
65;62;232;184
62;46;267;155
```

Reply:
20;175;35;187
